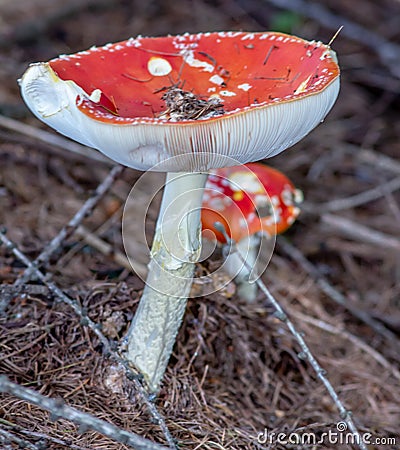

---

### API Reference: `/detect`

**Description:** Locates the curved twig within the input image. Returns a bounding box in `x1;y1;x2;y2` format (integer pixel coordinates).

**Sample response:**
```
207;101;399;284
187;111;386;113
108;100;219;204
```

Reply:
0;376;167;450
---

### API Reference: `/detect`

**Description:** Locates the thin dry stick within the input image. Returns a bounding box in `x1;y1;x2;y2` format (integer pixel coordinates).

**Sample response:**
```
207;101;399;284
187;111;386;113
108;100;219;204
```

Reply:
320;213;400;252
263;0;400;79
0;284;48;296
278;236;400;346
259;290;367;449
0;114;111;165
0;0;116;49
290;310;400;382
355;147;400;175
0;419;90;450
0;231;177;449
0;376;167;450
0;162;124;313
215;223;368;450
75;225;147;278
14;164;124;287
304;176;400;213
0;230;111;352
333;143;400;176
0;427;41;450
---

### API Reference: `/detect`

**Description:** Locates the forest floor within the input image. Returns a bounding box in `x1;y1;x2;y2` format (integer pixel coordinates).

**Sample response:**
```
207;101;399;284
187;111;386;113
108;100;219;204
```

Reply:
0;0;399;449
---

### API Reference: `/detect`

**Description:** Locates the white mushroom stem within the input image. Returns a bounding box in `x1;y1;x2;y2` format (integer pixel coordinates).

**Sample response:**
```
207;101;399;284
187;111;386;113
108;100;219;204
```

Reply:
126;171;207;392
223;234;261;302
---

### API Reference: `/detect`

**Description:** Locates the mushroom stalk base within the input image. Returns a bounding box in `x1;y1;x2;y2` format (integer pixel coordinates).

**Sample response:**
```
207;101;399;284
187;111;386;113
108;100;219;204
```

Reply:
225;235;260;302
126;171;207;392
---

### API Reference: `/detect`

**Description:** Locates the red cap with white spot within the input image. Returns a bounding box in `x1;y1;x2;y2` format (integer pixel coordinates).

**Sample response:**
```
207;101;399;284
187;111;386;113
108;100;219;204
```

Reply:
201;163;303;243
19;31;340;171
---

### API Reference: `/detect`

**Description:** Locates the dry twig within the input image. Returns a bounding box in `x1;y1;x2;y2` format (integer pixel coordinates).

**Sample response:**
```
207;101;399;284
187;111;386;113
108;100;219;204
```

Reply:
158;86;225;121
75;224;147;278
14;164;125;287
0;114;111;164
263;0;400;78
0;284;48;296
290;310;400;382
0;164;125;313
0;418;90;450
355;147;400;175
278;236;400;346
0;426;41;450
0;0;117;49
259;278;367;449
0;376;167;450
0;230;112;352
215;223;368;450
0;230;178;449
320;213;400;252
304;176;400;213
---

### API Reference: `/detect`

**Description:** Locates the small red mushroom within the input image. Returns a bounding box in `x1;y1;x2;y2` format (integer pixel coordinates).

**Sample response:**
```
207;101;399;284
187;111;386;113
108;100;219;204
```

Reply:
202;163;302;242
202;163;302;301
19;31;339;391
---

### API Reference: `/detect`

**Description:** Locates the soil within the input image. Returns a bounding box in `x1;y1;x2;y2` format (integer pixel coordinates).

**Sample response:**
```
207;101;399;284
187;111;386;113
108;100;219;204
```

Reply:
0;1;399;449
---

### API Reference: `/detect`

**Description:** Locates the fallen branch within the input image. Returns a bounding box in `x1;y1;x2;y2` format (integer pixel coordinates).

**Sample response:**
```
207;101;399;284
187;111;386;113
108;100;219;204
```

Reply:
259;282;367;449
0;230;177;449
75;224;147;278
215;223;368;450
355;147;400;175
0;164;124;313
0;230;112;352
14;164;124;286
304;176;400;213
290;310;400;382
0;418;89;450
0;114;111;165
277;236;400;347
0;284;48;296
0;426;41;450
0;0;117;49
263;0;400;79
0;376;167;450
320;213;400;252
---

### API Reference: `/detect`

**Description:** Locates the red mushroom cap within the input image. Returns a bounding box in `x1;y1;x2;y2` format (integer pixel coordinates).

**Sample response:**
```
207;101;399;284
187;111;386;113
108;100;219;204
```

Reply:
20;31;340;171
201;163;302;243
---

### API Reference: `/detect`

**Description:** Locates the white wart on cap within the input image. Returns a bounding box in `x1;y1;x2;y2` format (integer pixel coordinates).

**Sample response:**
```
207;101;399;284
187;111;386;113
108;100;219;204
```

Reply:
20;31;340;171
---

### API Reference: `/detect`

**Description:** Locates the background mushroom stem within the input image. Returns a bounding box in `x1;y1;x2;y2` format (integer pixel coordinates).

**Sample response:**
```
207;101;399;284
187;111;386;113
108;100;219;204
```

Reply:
126;171;208;392
223;234;261;302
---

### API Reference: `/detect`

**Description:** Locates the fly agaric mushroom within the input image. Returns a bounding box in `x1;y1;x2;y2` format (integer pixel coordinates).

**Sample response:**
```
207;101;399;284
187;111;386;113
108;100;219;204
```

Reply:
19;31;340;392
202;162;303;301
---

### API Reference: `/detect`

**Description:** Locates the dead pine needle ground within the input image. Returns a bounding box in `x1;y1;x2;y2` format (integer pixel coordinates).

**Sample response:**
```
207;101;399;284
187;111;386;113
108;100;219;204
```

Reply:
1;0;400;449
